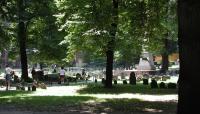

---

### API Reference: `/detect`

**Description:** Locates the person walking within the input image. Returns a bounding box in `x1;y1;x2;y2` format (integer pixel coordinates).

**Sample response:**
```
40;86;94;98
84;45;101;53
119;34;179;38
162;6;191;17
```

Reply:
5;65;13;90
59;66;65;84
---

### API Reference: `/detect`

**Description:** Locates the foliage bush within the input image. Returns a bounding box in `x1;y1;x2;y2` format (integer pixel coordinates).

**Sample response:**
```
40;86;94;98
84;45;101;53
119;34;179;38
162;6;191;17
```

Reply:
123;80;127;84
151;79;158;88
143;79;148;85
167;83;177;89
159;82;166;88
95;79;97;83
26;77;33;83
129;72;136;85
114;80;117;84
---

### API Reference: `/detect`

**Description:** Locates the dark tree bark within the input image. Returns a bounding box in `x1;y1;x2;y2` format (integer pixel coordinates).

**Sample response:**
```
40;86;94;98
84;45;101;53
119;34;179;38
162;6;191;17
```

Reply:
105;49;114;88
105;0;118;88
18;0;28;81
161;38;169;73
177;1;200;114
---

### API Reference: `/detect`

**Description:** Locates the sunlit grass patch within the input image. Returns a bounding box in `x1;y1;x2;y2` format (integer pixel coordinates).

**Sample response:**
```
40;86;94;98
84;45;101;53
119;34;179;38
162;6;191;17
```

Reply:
0;90;32;98
0;96;96;111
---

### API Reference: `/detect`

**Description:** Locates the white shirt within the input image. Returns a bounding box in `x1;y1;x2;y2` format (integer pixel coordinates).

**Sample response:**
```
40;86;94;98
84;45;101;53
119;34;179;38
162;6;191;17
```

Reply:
5;67;12;75
60;69;65;75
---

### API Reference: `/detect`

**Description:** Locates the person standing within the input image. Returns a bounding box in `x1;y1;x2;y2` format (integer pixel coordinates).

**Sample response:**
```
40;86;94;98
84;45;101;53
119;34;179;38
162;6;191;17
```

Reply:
5;65;13;90
59;66;65;84
31;67;37;80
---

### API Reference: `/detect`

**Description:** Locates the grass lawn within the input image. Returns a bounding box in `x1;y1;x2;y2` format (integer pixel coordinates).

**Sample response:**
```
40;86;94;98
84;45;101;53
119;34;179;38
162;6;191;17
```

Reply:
0;90;32;97
0;95;95;112
78;83;178;95
99;98;177;113
0;83;178;113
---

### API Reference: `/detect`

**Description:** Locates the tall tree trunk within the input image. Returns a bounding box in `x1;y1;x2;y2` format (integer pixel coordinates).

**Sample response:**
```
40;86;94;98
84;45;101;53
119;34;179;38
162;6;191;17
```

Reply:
18;0;28;81
177;1;200;114
106;49;114;88
161;38;169;73
105;0;118;88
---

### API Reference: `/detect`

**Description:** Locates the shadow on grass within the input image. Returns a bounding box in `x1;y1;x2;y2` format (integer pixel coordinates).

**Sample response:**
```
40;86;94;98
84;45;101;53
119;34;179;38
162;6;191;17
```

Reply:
97;98;177;114
0;95;177;113
0;96;96;111
78;83;178;95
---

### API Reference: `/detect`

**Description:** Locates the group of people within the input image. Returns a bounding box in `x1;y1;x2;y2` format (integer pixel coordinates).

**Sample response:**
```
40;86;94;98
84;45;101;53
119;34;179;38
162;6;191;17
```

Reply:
31;66;66;84
2;65;85;90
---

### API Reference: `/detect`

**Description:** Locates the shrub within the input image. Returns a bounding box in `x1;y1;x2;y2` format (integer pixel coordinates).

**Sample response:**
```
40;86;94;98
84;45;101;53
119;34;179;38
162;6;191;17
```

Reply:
143;79;149;85
129;72;136;85
123;80;127;84
102;78;105;84
26;77;33;83
95;79;97;83
167;83;177;89
114;80;117;84
159;82;166;88
151;79;158;88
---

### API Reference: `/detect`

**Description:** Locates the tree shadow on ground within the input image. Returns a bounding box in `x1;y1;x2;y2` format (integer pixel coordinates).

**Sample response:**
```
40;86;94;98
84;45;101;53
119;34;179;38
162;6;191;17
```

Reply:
0;94;177;114
78;84;178;95
94;98;177;114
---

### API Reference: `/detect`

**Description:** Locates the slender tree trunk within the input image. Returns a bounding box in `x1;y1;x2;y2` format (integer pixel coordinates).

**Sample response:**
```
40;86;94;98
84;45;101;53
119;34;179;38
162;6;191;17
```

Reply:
161;38;169;73
177;1;200;114
18;0;28;81
105;0;118;88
